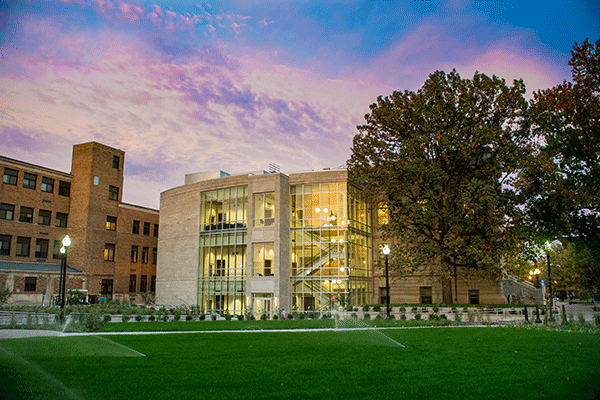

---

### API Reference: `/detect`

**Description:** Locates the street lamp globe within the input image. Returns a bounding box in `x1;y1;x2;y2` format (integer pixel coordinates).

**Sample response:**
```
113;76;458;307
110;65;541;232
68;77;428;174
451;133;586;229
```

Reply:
62;235;71;248
382;245;390;255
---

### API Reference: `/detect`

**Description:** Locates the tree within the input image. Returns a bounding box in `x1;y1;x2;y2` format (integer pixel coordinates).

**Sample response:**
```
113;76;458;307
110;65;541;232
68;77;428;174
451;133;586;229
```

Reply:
518;39;600;252
552;241;600;293
348;70;529;304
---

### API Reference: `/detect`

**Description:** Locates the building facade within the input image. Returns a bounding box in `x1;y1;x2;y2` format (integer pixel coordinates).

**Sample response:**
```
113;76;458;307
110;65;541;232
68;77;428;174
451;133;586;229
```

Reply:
157;167;505;318
0;142;158;304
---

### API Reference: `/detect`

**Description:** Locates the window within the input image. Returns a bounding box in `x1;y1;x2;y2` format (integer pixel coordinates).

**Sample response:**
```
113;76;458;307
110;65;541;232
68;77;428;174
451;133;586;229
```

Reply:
469;290;480;305
131;246;138;263
377;202;389;225
93;176;99;185
0;203;14;220
16;236;31;257
108;185;119;201
150;275;156;292
140;275;147;292
113;155;120;169
24;277;37;292
3;168;18;185
55;212;68;228
23;172;36;189
41;177;54;193
19;206;34;223
380;287;390;306
104;243;115;262
153;224;159;237
254;192;275;227
152;247;157;264
38;209;51;226
132;220;140;234
0;235;11;256
35;238;49;258
106;216;117;231
141;247;149;264
58;181;70;197
53;240;62;259
420;286;432;304
129;274;136;292
253;242;274;276
143;222;150;236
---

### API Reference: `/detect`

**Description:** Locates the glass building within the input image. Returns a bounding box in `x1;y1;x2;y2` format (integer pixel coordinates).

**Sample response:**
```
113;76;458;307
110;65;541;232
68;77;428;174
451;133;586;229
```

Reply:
157;168;372;318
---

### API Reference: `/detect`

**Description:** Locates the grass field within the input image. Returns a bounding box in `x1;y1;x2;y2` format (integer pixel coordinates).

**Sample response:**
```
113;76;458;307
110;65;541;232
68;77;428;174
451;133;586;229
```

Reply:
1;326;599;400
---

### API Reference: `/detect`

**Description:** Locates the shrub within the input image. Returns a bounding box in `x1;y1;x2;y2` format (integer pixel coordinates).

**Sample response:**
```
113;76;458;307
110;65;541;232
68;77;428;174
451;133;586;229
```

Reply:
121;313;130;322
578;314;586;324
400;313;407;320
428;313;438;320
9;314;17;329
186;314;193;321
373;306;381;312
455;312;462;323
103;314;112;323
399;307;406;312
350;312;358;319
199;313;206;321
322;312;331;320
135;314;143;322
363;313;371;321
308;311;317;320
211;314;217;321
173;311;182;321
84;309;105;331
414;313;421;321
0;288;13;304
594;314;600;326
162;313;169;322
225;312;232;321
432;305;439;313
260;312;267;321
148;315;156;322
237;314;244;321
439;314;447;320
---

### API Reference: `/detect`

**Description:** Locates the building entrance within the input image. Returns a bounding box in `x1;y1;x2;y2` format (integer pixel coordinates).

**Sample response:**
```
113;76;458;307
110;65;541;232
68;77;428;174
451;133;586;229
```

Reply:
253;294;273;320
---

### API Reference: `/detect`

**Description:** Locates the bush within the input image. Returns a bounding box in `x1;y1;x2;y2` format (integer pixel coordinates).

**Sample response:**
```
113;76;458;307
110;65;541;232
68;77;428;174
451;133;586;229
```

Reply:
186;314;193;321
211;314;217;321
399;307;406;312
173;311;182;321
363;313;371;321
594;314;600;326
350;312;358;319
414;313;421;321
225;312;232;321
135;314;143;322
237;314;244;321
400;313;407;320
103;314;112;323
162;313;169;322
121;313;130;322
578;314;586;324
322;312;331;320
260;312;267;321
148;315;156;322
432;305;439;313
199;313;206;321
0;288;13;304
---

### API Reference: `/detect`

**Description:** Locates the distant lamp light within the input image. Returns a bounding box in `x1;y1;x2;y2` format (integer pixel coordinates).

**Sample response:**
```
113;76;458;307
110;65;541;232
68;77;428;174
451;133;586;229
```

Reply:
382;245;390;255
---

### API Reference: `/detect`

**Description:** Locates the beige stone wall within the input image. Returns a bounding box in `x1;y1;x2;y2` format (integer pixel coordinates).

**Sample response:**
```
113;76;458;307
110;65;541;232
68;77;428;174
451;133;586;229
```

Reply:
157;183;201;306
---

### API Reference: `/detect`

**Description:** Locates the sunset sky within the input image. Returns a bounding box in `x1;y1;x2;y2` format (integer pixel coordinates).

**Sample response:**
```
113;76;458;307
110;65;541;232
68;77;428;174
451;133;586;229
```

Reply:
1;0;598;209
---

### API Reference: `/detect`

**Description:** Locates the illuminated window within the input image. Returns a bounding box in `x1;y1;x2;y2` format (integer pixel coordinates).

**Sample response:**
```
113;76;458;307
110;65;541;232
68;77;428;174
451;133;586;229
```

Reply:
104;243;115;262
106;216;117;231
377;202;389;225
253;242;274;276
131;246;138;263
254;192;275;227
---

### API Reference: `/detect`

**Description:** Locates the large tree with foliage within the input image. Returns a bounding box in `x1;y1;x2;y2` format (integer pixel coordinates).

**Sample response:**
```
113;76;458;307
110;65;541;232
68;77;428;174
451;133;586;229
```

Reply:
348;70;529;304
517;39;600;252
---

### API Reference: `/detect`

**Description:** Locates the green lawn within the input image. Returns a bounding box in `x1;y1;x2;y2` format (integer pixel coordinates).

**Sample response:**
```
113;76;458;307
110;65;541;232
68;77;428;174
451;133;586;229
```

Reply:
1;326;599;400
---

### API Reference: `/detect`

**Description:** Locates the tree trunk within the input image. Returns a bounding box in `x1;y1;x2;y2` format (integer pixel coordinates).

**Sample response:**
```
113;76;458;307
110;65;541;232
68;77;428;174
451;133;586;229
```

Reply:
441;276;453;304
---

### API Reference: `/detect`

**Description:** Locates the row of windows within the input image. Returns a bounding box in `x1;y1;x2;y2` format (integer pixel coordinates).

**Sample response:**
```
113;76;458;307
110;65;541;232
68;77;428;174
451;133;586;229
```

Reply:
0;235;65;259
102;243;157;264
3;167;71;196
132;220;158;236
0;203;68;227
104;217;158;236
130;245;157;264
129;274;156;293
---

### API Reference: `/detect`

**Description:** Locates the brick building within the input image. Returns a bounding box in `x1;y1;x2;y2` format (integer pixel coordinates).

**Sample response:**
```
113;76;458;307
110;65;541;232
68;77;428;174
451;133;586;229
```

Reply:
1;142;158;305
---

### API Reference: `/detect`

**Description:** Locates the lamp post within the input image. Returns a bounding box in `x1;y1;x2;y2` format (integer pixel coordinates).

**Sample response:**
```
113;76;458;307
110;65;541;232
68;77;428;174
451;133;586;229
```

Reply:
59;235;71;309
529;268;541;288
545;241;552;304
382;245;391;319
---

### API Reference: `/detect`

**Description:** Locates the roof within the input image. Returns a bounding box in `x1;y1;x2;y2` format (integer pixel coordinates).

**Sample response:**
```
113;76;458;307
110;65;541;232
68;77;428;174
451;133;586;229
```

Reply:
0;260;84;274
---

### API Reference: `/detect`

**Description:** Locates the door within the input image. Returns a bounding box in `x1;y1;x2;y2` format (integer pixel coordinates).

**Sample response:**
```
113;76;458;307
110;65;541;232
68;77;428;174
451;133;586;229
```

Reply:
253;295;273;320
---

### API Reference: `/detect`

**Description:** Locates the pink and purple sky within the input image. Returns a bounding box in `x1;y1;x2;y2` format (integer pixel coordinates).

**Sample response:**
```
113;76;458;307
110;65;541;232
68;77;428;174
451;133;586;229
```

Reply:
1;0;598;209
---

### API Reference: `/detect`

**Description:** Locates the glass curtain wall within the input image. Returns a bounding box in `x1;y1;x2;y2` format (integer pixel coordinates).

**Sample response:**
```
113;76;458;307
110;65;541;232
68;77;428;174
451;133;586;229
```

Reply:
199;186;248;315
290;182;371;312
